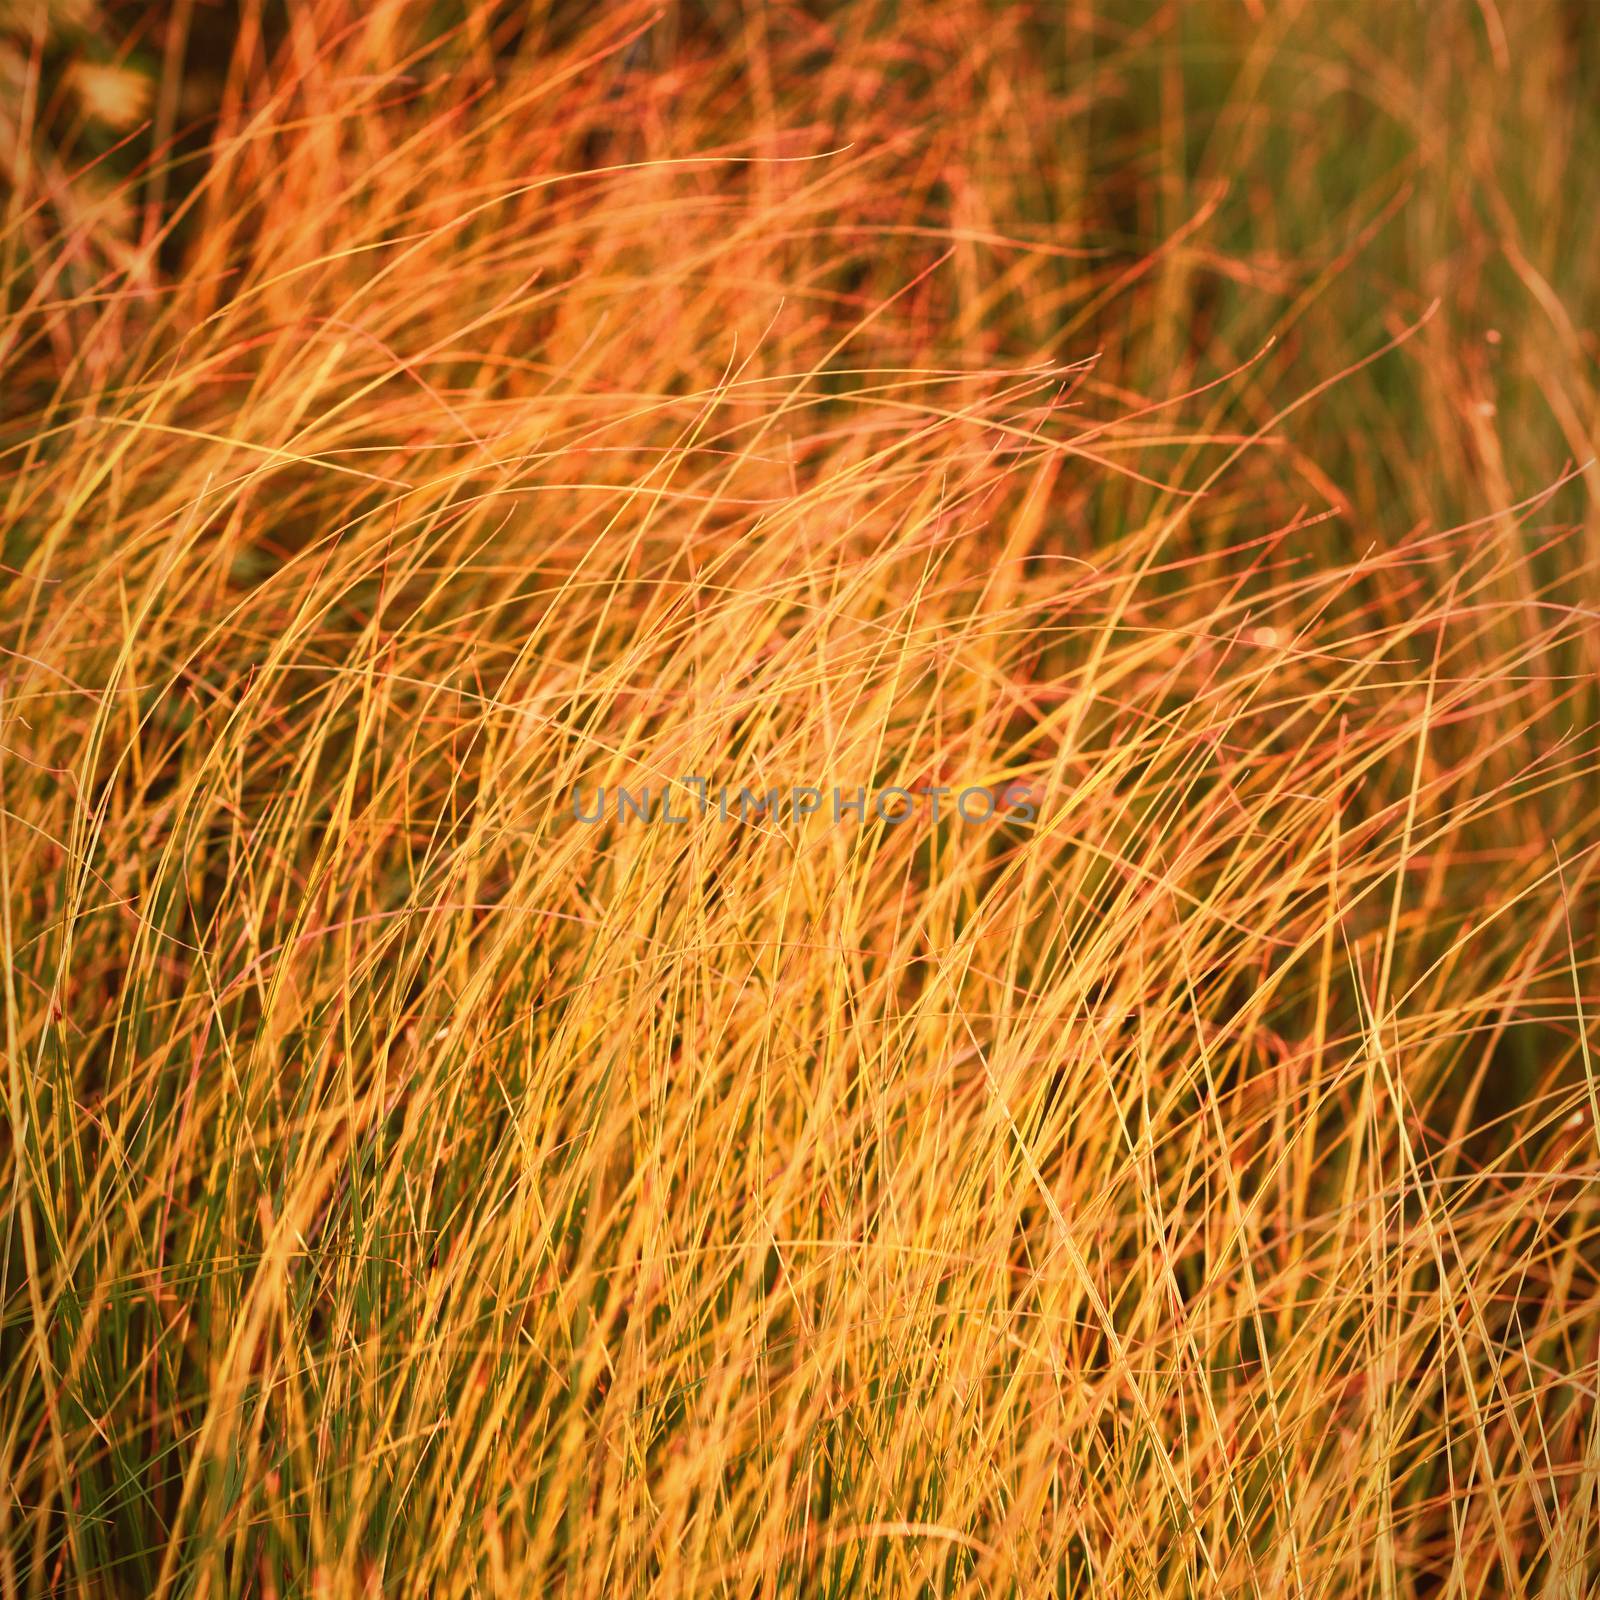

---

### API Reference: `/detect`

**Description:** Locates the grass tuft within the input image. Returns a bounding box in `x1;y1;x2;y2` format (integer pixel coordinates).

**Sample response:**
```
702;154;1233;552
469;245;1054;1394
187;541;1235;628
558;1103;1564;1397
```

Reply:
2;2;1599;1595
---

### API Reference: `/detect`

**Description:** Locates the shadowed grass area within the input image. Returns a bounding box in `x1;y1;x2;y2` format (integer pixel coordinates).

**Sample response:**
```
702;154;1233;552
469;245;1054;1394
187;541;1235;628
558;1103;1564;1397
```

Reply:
2;1;1599;1595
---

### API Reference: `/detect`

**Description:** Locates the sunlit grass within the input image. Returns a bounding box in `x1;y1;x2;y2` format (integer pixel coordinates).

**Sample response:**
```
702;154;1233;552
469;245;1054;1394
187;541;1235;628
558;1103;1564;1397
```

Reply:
2;2;1599;1595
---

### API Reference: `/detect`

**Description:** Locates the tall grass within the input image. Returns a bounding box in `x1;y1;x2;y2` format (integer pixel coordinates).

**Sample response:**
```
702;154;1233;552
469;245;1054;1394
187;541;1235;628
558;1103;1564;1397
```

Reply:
2;1;1599;1594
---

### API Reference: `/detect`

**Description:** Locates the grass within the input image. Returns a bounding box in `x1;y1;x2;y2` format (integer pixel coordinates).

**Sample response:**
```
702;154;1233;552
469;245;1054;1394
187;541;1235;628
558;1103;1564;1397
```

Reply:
2;0;1599;1594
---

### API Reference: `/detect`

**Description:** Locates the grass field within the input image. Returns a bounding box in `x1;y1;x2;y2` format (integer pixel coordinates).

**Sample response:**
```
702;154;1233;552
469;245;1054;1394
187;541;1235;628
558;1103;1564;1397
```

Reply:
3;0;1600;1594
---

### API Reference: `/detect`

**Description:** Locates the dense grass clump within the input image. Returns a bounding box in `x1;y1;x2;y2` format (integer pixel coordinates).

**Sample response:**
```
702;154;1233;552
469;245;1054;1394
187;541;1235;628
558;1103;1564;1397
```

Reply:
3;1;1599;1595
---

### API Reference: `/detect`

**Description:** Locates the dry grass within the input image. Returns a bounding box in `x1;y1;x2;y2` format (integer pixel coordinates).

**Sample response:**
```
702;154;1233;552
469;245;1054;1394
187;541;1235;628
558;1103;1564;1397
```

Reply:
3;1;1600;1595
